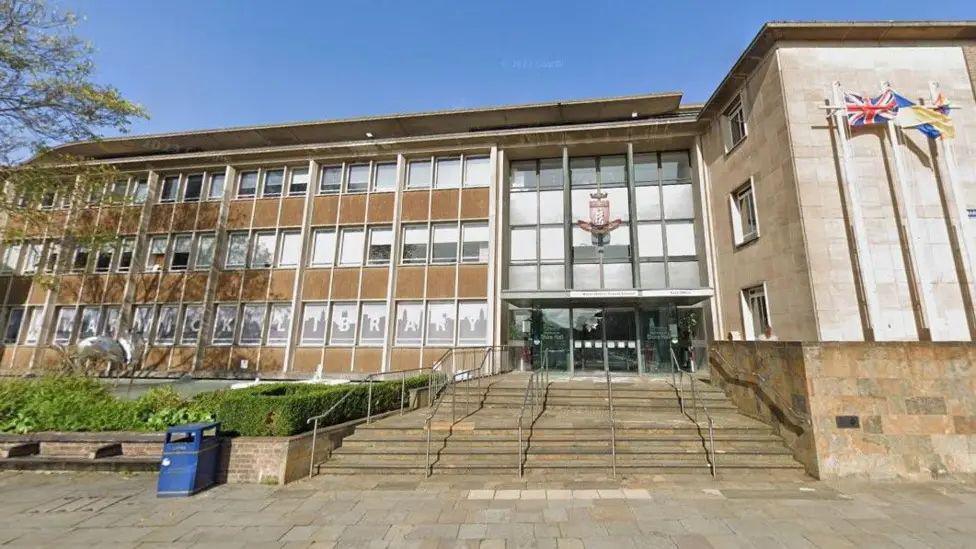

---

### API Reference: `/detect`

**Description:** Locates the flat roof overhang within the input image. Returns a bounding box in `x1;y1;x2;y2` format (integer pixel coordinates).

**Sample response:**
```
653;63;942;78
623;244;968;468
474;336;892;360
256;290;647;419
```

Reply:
500;288;714;308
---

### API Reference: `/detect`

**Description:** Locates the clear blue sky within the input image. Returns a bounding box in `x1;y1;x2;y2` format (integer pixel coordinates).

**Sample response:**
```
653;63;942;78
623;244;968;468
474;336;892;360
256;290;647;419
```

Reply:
62;1;975;137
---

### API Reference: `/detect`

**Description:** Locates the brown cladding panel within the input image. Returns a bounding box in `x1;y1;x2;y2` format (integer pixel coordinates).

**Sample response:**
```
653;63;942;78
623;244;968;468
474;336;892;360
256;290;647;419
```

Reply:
226;201;252;229
360;267;390;299
390;348;422;371
279;198;304;226
429;189;460;220
103;275;127;303
11;348;33;372
171;204;198;231
252;199;280;227
457;264;488;298
323;347;353;373
0;279;8;303
201;347;231;371
338;194;367;225
56;276;82;303
460;187;490;219
28;284;48;305
302;270;331;300
290;347;324;375
215;272;243;300
422;348;452;367
229;347;259;371
98;208;122;232
330;268;360;300
169;347;195;373
182;273;208;301
426;265;456;298
132;274;161;302
260;348;285;373
80;276;105;303
367;193;395;223
6;277;32;305
241;270;271;300
0;347;12;368
395;266;425;298
147;204;174;233
311;196;339;225
74;209;98;233
143;348;171;373
157;274;185;302
268;270;296;301
353;348;382;374
196;203;220;230
119;207;143;234
401;191;430;221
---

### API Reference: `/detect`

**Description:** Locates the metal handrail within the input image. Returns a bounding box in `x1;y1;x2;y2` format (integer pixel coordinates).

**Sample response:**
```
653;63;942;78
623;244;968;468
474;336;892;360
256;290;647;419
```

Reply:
516;352;549;477
424;346;499;477
671;347;716;478
305;365;436;478
604;364;617;478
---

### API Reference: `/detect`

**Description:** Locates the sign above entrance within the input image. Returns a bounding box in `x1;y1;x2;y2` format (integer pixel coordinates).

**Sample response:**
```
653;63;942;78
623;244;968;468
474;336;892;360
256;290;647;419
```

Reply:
570;290;640;298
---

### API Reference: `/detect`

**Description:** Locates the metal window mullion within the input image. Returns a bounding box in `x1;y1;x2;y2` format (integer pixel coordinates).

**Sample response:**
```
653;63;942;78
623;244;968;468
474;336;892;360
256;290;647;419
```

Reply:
562;148;572;289
626;144;641;289
657;153;670;289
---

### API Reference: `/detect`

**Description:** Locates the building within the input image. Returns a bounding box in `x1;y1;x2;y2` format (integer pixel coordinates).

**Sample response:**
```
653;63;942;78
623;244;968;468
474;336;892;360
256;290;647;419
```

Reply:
1;21;974;378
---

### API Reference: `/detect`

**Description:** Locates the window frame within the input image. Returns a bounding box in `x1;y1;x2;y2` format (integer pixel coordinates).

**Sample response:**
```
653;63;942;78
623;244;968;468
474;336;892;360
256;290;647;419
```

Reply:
337;228;365;267
318;165;342;195
207;171;226;201
236;170;259;199
146;235;169;271
168;234;193;271
366;226;393;266
309;228;336;267
741;283;771;340
287;166;309;196
261;168;285;198
159;175;181;204
723;93;747;152
730;179;759;246
400;224;429;265
183;173;204;202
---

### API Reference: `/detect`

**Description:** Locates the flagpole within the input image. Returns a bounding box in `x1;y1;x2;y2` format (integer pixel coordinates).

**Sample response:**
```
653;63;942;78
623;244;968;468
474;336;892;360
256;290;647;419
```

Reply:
928;81;976;339
830;81;878;341
880;82;935;341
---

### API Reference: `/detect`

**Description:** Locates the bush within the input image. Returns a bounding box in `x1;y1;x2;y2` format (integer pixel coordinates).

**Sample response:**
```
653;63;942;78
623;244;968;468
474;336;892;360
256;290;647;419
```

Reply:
211;375;430;437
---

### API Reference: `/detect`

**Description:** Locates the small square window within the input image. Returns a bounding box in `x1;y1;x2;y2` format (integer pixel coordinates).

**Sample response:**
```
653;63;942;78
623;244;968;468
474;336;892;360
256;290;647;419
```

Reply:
367;227;392;265
159;176;180;203
743;284;770;340
237;171;258;198
373;163;397;191
724;95;747;150
288;167;309;196
730;180;759;245
319;166;342;194
407;159;432;189
262;169;284;197
207;173;225;200
346;164;369;193
184;174;203;202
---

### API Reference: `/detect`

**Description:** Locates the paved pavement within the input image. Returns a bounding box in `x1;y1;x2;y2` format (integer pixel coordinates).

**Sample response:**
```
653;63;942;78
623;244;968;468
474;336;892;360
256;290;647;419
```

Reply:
0;471;974;548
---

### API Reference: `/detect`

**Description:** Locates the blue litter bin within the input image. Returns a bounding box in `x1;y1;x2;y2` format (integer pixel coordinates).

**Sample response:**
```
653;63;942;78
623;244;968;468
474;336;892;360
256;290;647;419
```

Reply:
157;422;221;497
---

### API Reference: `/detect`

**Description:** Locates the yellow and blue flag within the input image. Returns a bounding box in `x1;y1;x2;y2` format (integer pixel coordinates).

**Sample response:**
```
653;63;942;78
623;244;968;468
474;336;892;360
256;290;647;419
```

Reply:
891;91;954;139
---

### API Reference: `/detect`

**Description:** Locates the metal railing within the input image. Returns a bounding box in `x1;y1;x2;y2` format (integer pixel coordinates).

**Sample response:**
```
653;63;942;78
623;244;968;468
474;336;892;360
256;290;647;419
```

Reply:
305;365;437;478
671;347;716;478
604;364;617;478
516;353;549;477
424;346;517;477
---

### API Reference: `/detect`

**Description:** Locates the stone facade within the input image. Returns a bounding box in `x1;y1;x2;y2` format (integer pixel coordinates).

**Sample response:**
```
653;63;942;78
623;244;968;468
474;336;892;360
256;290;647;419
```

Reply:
712;340;976;480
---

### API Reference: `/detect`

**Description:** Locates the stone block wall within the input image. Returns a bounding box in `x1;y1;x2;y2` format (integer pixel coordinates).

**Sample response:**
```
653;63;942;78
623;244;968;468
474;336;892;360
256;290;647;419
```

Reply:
711;340;976;480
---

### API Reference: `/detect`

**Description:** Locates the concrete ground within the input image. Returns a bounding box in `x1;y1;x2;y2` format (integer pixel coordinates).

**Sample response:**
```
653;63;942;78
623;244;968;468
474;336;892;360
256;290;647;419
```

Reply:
0;471;974;548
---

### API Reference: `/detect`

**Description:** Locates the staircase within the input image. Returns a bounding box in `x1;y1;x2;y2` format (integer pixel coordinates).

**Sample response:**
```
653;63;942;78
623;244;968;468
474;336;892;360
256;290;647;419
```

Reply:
318;373;807;479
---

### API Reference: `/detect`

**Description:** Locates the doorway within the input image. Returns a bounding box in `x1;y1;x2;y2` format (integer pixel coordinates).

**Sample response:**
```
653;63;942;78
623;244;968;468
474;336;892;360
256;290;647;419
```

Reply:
571;308;638;374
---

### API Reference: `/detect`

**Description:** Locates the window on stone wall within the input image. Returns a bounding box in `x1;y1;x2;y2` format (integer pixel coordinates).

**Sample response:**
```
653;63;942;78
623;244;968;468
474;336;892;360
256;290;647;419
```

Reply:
338;228;365;266
742;284;770;340
723;94;747;151
237;171;258;198
278;231;302;268
225;232;249;268
239;303;266;345
52;307;76;344
401;225;428;264
407;159;432;189
3;307;24;344
346;164;370;193
425;301;456;346
155;305;178;345
183;174;203;202
159;175;180;203
169;235;193;271
261;169;284;197
207;173;225;200
195;234;215;270
730;180;759;245
430;224;458;263
461;222;489;263
251;231;277;268
367;227;392;266
463;156;490;188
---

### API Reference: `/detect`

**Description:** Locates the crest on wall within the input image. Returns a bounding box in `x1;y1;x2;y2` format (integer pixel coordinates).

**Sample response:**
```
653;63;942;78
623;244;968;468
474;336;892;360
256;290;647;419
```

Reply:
576;190;622;243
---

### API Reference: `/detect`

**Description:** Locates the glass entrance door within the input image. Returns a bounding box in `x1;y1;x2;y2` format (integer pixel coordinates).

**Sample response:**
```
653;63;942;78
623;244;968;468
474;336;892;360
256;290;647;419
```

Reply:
572;308;605;372
604;309;638;373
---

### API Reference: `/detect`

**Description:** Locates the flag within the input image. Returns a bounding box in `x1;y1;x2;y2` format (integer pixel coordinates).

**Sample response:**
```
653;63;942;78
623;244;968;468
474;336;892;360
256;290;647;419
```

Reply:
844;90;897;126
891;91;955;139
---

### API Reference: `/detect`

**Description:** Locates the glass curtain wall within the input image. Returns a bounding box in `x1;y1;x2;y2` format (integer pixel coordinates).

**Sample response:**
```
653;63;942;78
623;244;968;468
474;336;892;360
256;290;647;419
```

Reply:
508;158;565;290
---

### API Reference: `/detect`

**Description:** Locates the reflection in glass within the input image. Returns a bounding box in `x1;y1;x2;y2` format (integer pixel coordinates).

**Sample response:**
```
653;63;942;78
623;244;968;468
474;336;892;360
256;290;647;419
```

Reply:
180;305;203;344
395;302;424;345
267;304;292;345
300;304;328;345
457;302;488;345
425;302;455;345
359;303;387;346
212;305;237;344
329;303;357;345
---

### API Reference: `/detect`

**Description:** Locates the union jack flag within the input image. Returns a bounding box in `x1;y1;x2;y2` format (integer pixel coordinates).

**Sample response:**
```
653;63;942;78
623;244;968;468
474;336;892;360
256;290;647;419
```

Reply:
845;90;897;126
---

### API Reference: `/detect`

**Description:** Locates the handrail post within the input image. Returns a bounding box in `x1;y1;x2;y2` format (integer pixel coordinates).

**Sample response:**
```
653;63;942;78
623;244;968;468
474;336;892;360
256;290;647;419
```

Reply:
400;372;406;415
605;367;617;479
366;379;374;424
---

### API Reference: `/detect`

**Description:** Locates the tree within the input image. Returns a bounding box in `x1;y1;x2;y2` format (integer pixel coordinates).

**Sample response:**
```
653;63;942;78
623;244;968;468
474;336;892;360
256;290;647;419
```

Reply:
0;0;147;274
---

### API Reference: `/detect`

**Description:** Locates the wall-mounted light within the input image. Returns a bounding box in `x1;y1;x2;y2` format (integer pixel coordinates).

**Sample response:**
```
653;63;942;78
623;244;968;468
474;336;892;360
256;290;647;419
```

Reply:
365;132;374;138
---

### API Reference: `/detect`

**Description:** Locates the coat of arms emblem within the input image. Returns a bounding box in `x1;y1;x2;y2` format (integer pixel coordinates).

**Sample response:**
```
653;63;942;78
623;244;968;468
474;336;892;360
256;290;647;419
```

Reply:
576;190;621;245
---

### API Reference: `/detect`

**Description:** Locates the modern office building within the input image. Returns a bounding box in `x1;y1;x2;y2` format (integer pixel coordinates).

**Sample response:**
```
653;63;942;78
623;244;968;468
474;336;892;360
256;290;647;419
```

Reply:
1;21;974;378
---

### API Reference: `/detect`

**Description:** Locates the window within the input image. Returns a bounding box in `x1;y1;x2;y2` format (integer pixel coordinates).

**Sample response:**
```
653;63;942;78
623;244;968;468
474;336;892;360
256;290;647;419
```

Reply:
159;176;180;203
461;222;489;262
262;169;284;197
319;166;341;194
425;301;455;345
3;308;24;343
237;171;258;198
663;184;694;219
300;303;328;345
194;234;215;270
94;243;113;272
665;222;696;257
71;245;89;272
395;302;424;346
169;235;192;271
723;95;747;150
346;164;369;193
146;236;167;271
225;232;249;268
1;244;21;272
131;305;154;338
407;159;431;189
510;191;537;225
457;301;488;345
329;302;357;345
367;227;392;265
207;173;225;200
510;227;537;262
669;261;700;288
53;307;76;344
108;180;128;202
72;306;93;339
288;167;309;196
23;307;44;344
338;228;364;266
539;158;562;189
212;304;237;345
251;232;276;268
731;181;758;244
180;305;203;345
358;302;387;345
637;223;664;258
278;231;302;267
570;157;597;187
539;226;564;261
239;303;266;345
434;158;461;189
155;305;178;344
431;224;458;263
102;306;120;338
40;192;56;209
44;243;60;273
373;163;396;191
117;237;135;272
310;229;336;267
511;161;539;190
131;179;149;204
267;304;292;345
401;225;428;264
743;284;770;340
463;156;489;188
184;174;203;202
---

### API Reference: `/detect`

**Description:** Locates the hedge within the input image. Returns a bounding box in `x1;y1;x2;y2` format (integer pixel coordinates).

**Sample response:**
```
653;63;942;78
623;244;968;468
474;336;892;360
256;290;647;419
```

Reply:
210;374;432;437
